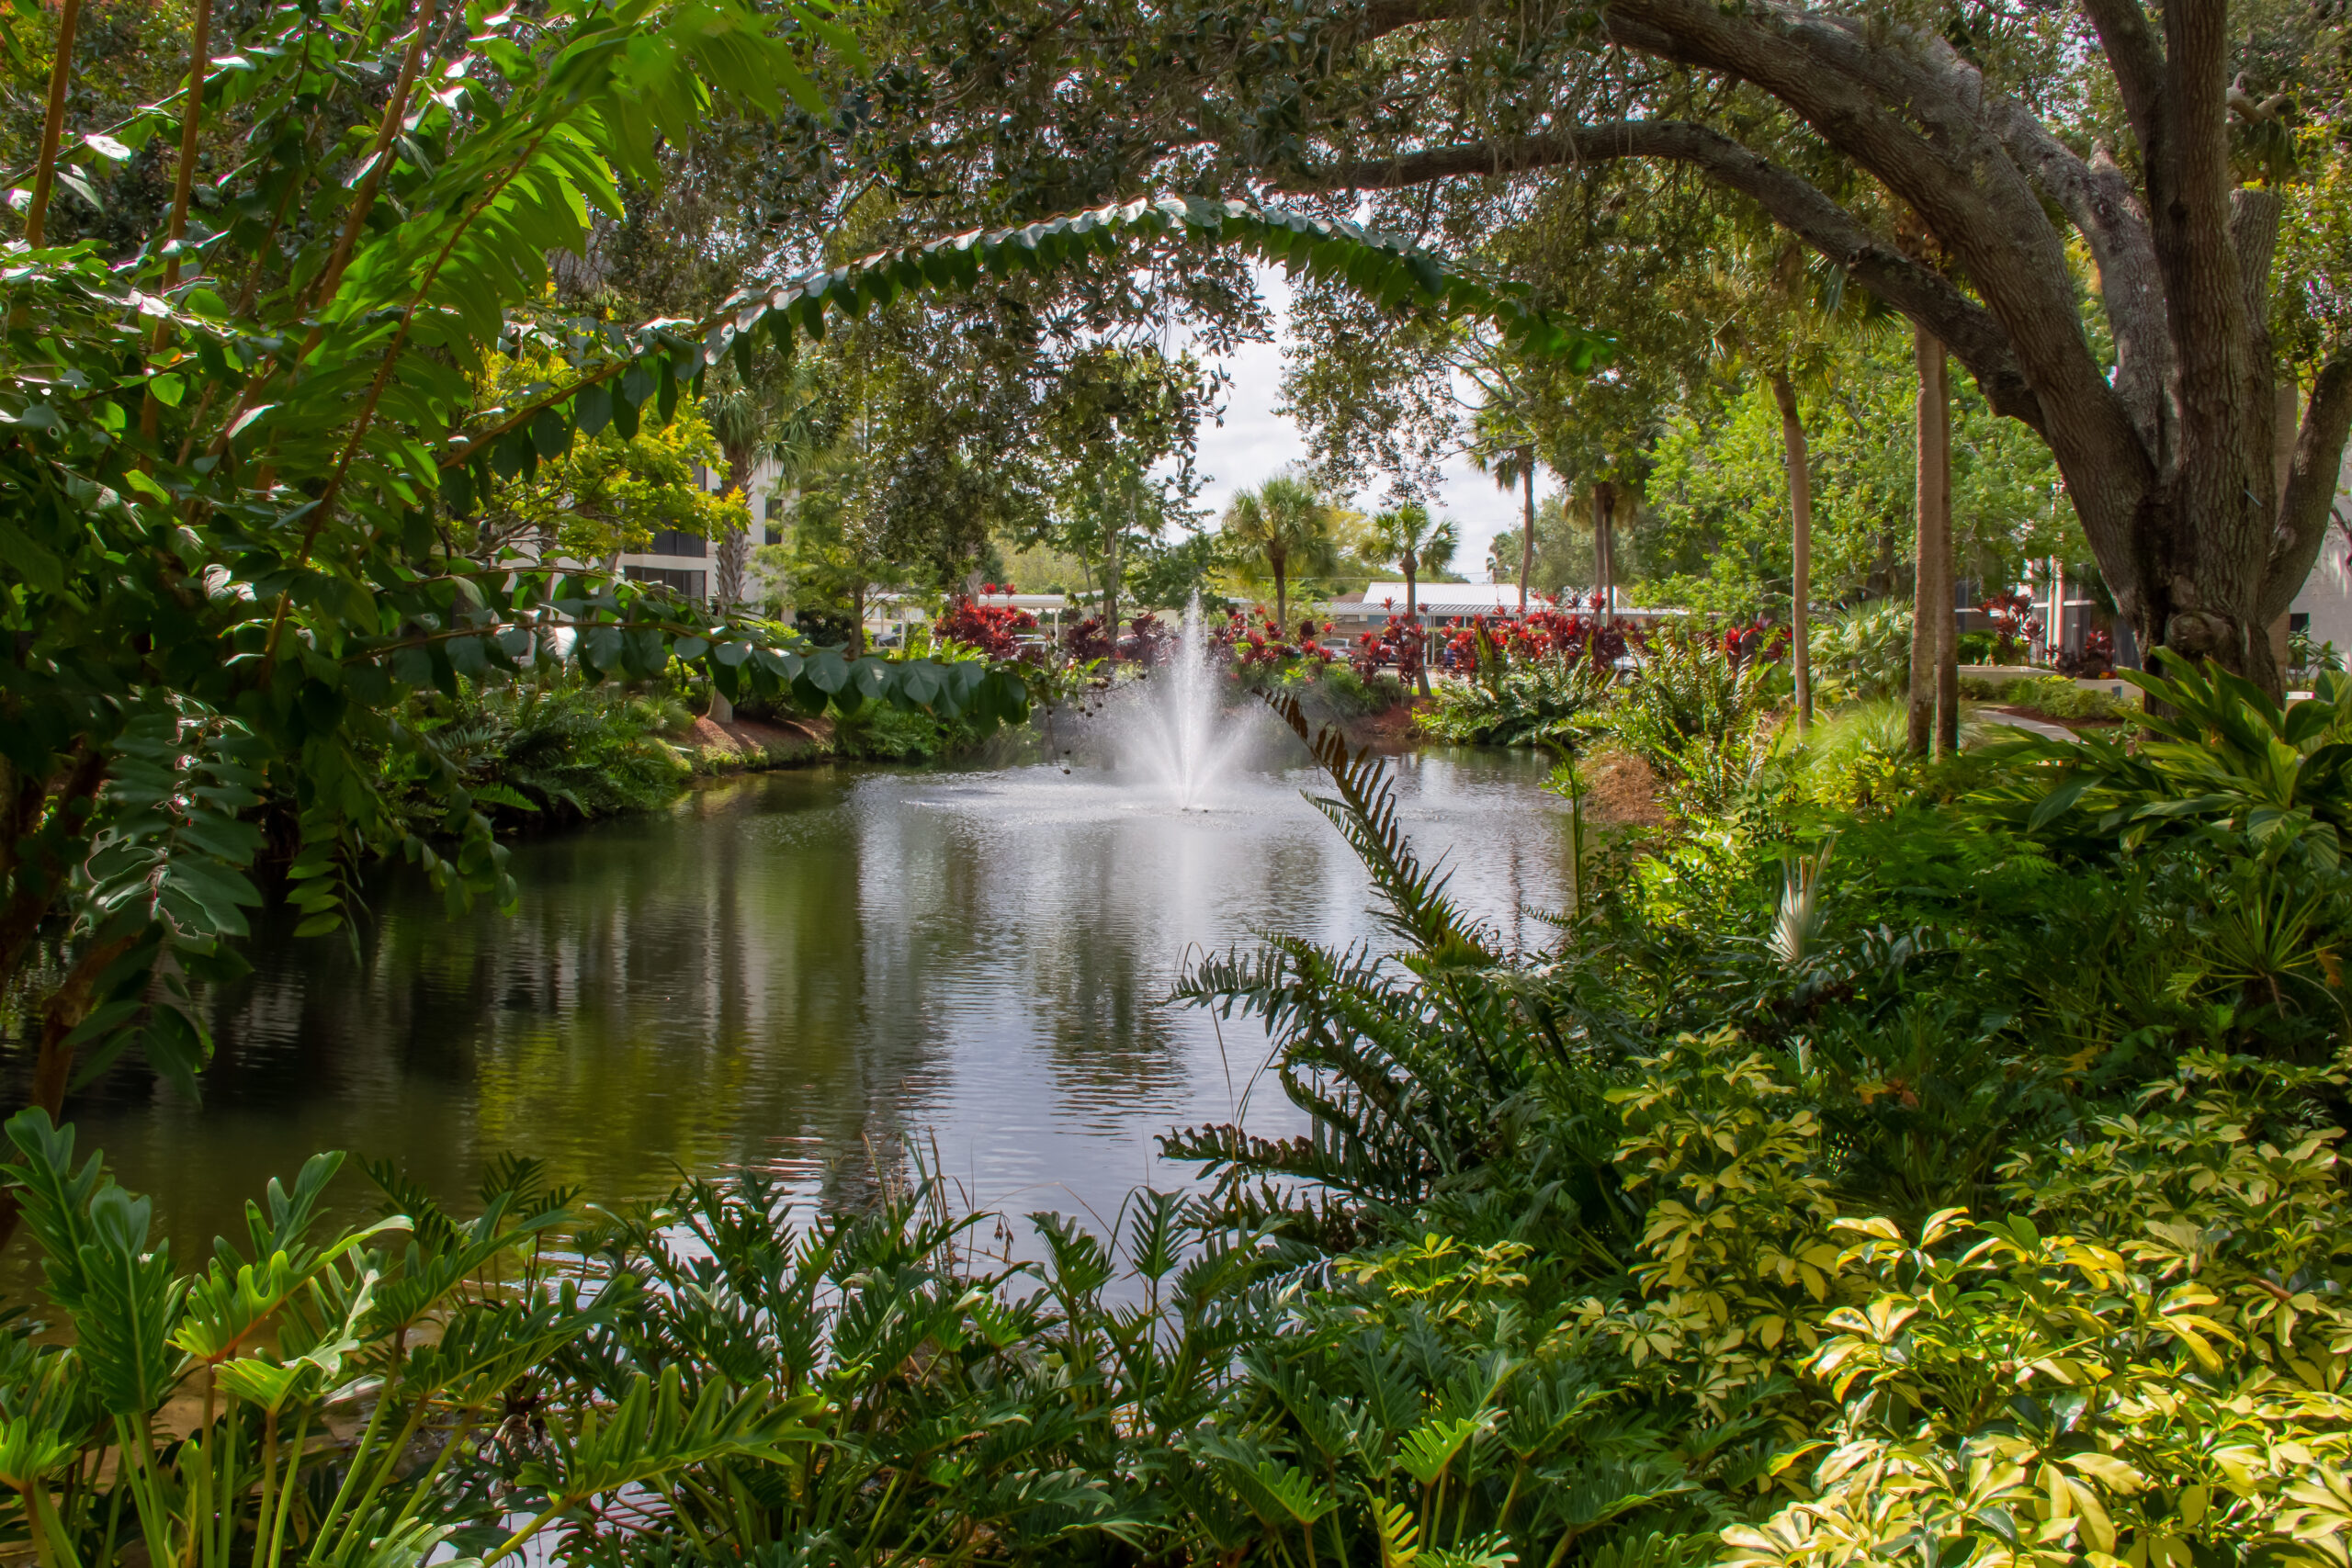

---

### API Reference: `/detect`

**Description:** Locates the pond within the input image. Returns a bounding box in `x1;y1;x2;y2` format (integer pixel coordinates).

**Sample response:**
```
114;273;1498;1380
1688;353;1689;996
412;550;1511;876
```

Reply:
43;739;1577;1264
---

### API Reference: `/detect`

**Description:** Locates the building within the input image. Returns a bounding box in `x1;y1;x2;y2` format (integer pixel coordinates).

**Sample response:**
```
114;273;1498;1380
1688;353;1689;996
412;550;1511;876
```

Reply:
2288;449;2352;660
1330;583;1682;637
614;456;794;606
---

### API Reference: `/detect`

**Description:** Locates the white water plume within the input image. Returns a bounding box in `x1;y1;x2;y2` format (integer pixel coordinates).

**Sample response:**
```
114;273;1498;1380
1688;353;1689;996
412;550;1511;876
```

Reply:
1122;595;1254;810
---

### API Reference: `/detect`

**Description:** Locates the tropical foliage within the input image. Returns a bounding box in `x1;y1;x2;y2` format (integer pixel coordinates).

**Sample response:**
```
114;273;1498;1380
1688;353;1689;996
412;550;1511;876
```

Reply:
6;654;2352;1568
0;0;1600;1135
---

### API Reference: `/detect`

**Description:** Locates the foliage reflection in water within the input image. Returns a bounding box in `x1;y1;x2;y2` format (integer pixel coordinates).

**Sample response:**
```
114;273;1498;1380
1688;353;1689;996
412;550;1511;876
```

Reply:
34;748;1573;1267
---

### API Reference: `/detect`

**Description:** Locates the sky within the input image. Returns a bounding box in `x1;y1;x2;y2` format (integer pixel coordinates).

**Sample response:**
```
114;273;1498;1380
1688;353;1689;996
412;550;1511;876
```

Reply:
1180;266;1525;582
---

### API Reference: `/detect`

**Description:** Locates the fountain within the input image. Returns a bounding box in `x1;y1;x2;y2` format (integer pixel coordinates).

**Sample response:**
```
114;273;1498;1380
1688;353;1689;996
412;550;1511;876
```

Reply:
1123;595;1255;810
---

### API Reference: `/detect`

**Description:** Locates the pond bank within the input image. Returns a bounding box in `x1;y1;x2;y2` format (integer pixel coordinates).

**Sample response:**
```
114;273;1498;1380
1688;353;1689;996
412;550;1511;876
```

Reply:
682;711;834;771
32;748;1576;1281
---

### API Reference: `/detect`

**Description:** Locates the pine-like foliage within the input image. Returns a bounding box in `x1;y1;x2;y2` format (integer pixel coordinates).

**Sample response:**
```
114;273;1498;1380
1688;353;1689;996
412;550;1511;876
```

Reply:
1166;694;1633;1252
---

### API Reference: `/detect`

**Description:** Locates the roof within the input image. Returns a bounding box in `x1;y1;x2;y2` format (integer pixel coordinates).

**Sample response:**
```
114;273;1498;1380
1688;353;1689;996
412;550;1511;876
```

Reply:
1359;583;1680;617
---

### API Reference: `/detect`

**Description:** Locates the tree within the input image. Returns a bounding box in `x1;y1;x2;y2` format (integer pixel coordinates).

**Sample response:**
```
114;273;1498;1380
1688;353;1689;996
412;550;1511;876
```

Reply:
1769;372;1817;729
0;0;1600;1187
1036;345;1209;637
1471;441;1542;613
0;0;937;1241
854;0;2352;692
1223;471;1347;631
474;359;747;567
1307;4;2351;690
1364;502;1460;694
777;446;912;655
701;367;782;610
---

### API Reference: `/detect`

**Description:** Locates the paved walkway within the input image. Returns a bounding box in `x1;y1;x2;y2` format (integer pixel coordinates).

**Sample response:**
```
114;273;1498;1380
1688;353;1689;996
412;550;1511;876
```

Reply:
1974;709;2080;742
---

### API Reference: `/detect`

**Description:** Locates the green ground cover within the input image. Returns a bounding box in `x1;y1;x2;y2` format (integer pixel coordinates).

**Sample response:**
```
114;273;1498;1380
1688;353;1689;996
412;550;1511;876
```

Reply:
3;655;2344;1568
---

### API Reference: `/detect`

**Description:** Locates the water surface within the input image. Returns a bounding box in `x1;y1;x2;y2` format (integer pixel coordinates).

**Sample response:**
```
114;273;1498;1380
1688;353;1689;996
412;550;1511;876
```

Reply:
40;745;1573;1262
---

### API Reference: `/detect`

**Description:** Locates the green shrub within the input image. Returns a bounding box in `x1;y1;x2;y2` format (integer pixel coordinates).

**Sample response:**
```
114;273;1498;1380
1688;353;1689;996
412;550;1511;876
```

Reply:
1605;621;1789;816
831;700;982;760
1723;1049;2352;1568
1249;658;1406;717
1418;657;1616;746
1233;659;1408;722
1978;671;2137;720
1808;602;1912;705
407;678;692;824
1980;658;2352;867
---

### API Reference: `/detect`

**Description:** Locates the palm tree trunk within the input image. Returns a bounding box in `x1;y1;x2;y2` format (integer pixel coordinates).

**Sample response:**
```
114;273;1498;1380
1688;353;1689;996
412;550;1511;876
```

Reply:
1272;550;1289;636
1405;561;1428;697
1592;482;1617;615
1518;449;1535;612
1907;328;1953;757
716;446;753;608
1770;372;1815;732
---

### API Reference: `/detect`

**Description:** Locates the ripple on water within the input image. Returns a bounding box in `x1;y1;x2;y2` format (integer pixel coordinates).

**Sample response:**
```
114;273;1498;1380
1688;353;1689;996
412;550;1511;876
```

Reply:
9;745;1572;1291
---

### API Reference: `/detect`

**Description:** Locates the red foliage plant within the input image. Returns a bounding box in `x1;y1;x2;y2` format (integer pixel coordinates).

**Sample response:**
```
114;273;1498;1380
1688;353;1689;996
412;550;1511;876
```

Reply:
936;595;1038;660
1980;591;2043;662
1425;594;1639;674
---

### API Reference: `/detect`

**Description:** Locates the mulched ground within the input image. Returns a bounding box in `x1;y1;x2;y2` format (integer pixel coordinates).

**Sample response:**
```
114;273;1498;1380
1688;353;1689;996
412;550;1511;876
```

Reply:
1341;701;1430;753
1581;746;1671;829
684;713;831;765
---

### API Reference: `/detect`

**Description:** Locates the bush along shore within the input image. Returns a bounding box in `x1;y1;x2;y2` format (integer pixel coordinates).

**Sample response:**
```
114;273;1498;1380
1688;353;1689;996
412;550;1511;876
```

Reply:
1408;600;2156;754
376;670;1005;835
391;601;1423;833
8;653;2343;1568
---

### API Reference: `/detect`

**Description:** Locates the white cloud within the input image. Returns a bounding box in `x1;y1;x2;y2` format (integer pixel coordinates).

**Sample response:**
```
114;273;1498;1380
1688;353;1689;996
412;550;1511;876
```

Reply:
1178;265;1529;582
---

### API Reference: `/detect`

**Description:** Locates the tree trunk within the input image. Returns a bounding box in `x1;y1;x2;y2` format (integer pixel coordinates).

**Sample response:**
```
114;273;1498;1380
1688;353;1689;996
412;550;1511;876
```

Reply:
1405;560;1430;697
716;446;753;608
1306;0;2352;698
852;579;867;657
1272;548;1288;636
1770;372;1815;732
0;931;136;1252
1104;522;1123;658
1592;481;1617;615
1518;449;1535;612
1908;329;1951;756
1935;383;1960;756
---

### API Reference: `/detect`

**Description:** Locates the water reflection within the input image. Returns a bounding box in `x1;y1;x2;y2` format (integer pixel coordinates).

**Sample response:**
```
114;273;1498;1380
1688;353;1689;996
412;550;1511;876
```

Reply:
22;747;1573;1266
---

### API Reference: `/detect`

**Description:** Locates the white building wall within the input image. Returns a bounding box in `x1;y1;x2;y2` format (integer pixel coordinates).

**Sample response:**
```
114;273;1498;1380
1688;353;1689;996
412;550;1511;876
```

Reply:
2287;451;2352;658
611;453;791;609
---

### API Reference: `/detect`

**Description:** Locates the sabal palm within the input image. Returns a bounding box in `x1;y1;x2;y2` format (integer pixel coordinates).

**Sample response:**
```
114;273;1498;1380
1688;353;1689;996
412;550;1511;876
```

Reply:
1224;473;1341;631
1470;434;1544;612
1367;502;1458;694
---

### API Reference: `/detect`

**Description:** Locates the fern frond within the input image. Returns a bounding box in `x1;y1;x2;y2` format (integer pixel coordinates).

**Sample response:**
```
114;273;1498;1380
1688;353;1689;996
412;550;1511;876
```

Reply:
1262;691;1497;962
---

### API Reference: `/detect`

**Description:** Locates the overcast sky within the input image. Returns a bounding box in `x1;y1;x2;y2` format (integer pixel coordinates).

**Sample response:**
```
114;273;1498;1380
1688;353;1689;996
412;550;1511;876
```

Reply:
1180;266;1524;582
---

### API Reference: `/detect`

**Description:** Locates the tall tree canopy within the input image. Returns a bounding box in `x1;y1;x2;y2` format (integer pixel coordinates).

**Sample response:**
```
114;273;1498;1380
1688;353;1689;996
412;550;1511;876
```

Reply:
813;0;2352;687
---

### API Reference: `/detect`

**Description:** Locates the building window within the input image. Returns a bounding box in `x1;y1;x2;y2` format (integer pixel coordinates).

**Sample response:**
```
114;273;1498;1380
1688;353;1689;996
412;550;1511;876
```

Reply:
764;527;783;546
625;565;707;598
647;528;706;558
764;497;784;520
2291;612;2312;633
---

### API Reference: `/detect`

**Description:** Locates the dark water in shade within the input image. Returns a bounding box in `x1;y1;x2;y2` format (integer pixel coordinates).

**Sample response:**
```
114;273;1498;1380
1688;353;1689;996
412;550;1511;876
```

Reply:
20;743;1574;1274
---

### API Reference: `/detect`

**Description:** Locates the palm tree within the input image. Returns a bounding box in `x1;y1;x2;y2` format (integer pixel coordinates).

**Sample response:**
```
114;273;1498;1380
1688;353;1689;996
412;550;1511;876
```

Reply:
701;374;772;612
1365;502;1458;695
1222;471;1342;632
1708;237;1873;735
1473;443;1543;612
